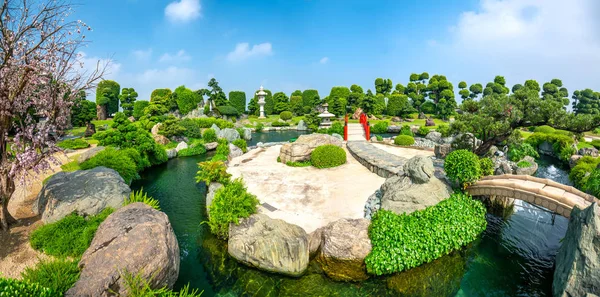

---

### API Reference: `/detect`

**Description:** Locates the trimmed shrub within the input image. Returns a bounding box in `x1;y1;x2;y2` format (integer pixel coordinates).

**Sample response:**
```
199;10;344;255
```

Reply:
569;156;600;188
327;121;344;136
158;117;186;138
280;111;293;121
193;117;234;129
21;258;80;297
394;135;415;146
416;126;430;137
526;132;575;162
255;123;264;132
0;278;54;297
121;148;150;172
133;100;149;120
30;208;113;257
80;148;138;184
208;178;259;239
371;121;389;134
125;189;160;210
310;145;346;168
174;85;202;115
196;160;231;185
229;91;247;114
508;143;539;162
479;157;494;176
178;144;207;157
179;119;202;138
202;128;218;143
534;125;556;134
217;105;239;117
436;124;451;137
444;149;481;187
400;124;414;137
57;138;89;150
585;168;600;198
517;161;532;168
365;193;487;275
232;139;247;153
271;121;290;127
594;127;600;135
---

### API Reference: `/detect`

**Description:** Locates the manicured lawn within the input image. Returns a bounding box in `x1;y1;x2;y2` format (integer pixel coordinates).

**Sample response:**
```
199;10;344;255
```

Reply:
246;115;304;124
68;119;114;136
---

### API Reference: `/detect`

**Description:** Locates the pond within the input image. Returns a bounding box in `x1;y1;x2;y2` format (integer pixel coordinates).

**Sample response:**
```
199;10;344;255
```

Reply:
131;137;571;296
247;130;310;146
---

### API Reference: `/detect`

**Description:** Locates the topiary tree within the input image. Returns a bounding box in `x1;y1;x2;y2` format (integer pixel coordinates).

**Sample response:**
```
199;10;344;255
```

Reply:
302;89;320;109
394;135;415;146
272;92;290;114
133;101;149;120
96;80;120;119
444;150;482;187
229;91;246;114
280;111;293;121
386;93;412;117
311;145;347;168
119;87;138;117
174;85;202;115
290;95;304;115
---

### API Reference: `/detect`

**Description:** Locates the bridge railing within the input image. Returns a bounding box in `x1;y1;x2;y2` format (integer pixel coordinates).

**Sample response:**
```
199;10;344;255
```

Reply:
343;114;348;141
359;113;370;141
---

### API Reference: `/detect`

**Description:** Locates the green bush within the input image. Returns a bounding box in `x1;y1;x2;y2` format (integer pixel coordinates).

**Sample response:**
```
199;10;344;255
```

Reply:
310;145;346;168
436;124;451;137
517;161;532;168
211;154;228;162
280;111;293;121
196;160;231;185
21;258;80;297
179;119;202;138
534;125;555;134
125;189;160;210
133;100;149;120
60;160;80;172
394;135;415;146
229;91;247;114
591;140;600;149
444;149;481;187
286;160;312;167
479;158;494;176
526;132;575;162
255;123;264;132
122;148;151;172
202;128;218;143
594;127;600;135
371;121;389;134
121;271;202;297
0;278;54;297
30;208;113;257
508;143;539;162
365;193;487;275
80;148;138;184
232;139;247;153
376;135;383;141
178;143;207;157
400;124;414;137
217;105;239;117
57;138;90;150
158;117;186;138
216;139;230;156
585;168;600;198
569;156;600;188
193;117;234;129
208;178;259;239
327;121;344;136
416;126;430;137
271;121;290;127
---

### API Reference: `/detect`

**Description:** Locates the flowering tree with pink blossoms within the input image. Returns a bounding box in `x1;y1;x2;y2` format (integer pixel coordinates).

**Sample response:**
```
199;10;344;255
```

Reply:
0;0;104;230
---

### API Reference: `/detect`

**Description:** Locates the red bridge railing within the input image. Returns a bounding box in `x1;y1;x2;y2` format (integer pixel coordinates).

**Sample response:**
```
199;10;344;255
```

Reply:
359;113;370;141
343;114;348;141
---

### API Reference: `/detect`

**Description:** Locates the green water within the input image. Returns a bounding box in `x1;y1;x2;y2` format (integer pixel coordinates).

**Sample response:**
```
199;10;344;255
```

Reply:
131;140;570;296
247;131;310;146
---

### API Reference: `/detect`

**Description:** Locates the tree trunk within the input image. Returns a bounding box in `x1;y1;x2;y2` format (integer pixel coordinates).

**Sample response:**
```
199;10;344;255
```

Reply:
0;170;16;231
96;104;107;120
474;134;511;156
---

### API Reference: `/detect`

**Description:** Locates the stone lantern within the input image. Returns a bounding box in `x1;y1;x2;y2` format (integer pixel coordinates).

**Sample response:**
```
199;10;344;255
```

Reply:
256;86;267;119
318;103;335;129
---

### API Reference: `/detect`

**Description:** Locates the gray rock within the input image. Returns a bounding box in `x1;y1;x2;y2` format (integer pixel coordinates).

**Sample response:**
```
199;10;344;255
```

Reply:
387;126;401;133
451;133;481;151
570;155;583;168
380;174;452;216
66;203;179;297
34;167;130;223
166;148;177;159
297;120;308;131
515;156;538;176
434;144;452;159
205;182;223;219
364;189;382;220
151;123;161;137
391;116;402;123
370;136;378;142
425;118;435;126
210;124;221;136
243;128;252;141
84;123;96;137
220;128;241;143
418;112;426;119
442;136;455;144
228;214;309;277
403;156;435;184
539;141;555;156
552;203;600;297
154;134;170;146
279;134;343;163
331;133;343;141
183;107;205;119
308;227;324;258
228;143;244;160
316;218;372;281
488;145;499;157
78;146;106;164
578;147;599;157
494;158;515;175
425;131;442;144
175;141;188;152
205;142;218;151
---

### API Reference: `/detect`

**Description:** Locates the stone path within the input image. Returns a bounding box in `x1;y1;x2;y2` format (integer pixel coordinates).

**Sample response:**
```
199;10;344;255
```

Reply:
346;141;409;178
347;123;365;141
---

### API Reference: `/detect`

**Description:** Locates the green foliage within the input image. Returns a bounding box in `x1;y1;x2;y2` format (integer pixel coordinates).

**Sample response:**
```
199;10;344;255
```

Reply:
229;91;247;114
96;80;121;115
280;111;293;121
273;92;291;114
400;124;414;137
0;278;54;297
436;124;451;137
80;147;138;183
179;119;202;138
208;178;259;239
479;158;494;176
125;189;160;210
371;121;389;134
416;126;430;137
271;121;290;127
526;132;575;162
444;149;482;187
232;139;247;153
365;193;487;275
192;118;234;129
285;160;312;167
203;104;210;115
517;161;532;168
534;125;556;134
303;110;321;131
196;160;231;185
133;101;150;120
178;143;207;157
122;147;151;172
202;128;218;143
508;143;539;162
211;154;228;162
70;91;96;127
159;117;186;138
215;139;229;156
255;123;264;133
375;78;393;95
591;139;600;149
569;156;600;188
57;138;89;150
21;258;80;297
386;93;412;117
60;160;80;172
376;135;383;141
310;145;346;168
585;168;600;198
302;89;320;109
30;208;113;257
572;89;600;115
327;121;344;136
290;95;304;115
174;86;202;115
216;105;239;116
394;135;415;146
121;271;203;297
119;88;138;117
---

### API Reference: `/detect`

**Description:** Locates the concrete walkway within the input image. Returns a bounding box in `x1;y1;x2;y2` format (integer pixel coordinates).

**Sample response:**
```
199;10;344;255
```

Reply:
228;145;385;233
347;123;365;141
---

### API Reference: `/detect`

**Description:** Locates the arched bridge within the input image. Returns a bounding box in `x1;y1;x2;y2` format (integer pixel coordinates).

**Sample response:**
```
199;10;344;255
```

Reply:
466;175;599;218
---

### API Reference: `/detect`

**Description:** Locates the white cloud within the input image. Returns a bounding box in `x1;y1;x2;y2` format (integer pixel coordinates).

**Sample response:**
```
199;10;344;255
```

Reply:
165;0;201;23
226;42;273;62
319;57;329;64
448;0;600;91
159;50;191;63
76;52;121;81
132;48;152;61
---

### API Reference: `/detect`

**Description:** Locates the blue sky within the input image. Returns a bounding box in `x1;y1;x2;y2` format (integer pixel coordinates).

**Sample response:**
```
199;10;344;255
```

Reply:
77;0;600;103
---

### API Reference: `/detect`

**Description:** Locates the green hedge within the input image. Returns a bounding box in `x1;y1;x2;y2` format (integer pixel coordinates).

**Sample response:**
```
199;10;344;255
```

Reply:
271;121;290;127
229;91;247;114
217;105;239;116
310;145;346;168
444;149;481;187
208;178;259;239
365;193;487;275
394;135;415;146
371;121;389;134
57;138;90;150
178;143;207;157
526;132;575;162
0;278;54;297
280;111;293;121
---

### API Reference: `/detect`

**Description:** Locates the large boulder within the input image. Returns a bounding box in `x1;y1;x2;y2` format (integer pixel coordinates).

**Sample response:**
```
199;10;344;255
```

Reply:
425;118;435;127
228;143;244;160
352;108;363;120
228;214;309;277
380;157;452;216
66;203;179;297
279;134;343;163
243;128;252;141
569;155;583;169
297;120;308;131
315;219;372;281
154;134;170;145
205;182;223;219
166;148;177;159
175;141;188;152
425;131;442;144
434;144;452;159
151;123;161;136
578;147;599;157
210;124;221;136
33;167;130;223
220;128;241;143
552;203;600;297
331;133;343;141
515;156;538;176
205;142;218;151
84;122;96;137
78;146;106;164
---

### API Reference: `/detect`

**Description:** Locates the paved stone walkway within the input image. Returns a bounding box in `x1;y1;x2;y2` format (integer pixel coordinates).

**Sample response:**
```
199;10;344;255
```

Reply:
346;141;408;178
347;123;365;141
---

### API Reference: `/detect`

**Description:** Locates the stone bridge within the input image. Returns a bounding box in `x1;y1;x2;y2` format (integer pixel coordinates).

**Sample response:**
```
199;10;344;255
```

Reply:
466;174;599;218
